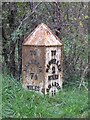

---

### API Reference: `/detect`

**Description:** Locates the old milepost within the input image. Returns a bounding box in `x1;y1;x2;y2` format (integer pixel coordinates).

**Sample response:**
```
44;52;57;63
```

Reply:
22;23;63;96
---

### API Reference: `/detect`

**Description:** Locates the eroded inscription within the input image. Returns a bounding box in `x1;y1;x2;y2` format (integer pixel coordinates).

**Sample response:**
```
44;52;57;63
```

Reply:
29;50;37;56
46;50;61;80
24;60;42;73
46;59;61;73
24;49;43;83
46;49;61;96
48;74;58;80
27;85;40;91
46;82;60;96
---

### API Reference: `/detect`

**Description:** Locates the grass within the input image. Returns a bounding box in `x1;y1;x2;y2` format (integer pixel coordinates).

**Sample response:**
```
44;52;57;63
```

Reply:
2;73;89;118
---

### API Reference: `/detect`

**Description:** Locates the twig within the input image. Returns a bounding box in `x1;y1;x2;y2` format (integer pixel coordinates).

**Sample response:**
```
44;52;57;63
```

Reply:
79;64;88;90
14;3;41;32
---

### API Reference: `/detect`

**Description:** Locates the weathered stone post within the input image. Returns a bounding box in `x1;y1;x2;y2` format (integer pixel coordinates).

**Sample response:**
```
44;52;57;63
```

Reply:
22;23;63;96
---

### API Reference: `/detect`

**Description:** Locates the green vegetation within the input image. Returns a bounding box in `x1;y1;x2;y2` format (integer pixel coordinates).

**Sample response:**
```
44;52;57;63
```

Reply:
2;2;89;119
2;74;89;118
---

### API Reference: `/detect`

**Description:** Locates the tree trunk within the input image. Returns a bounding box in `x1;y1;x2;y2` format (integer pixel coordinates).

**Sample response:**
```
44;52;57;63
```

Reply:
9;41;16;77
17;35;24;80
2;27;9;70
9;3;17;78
53;3;62;39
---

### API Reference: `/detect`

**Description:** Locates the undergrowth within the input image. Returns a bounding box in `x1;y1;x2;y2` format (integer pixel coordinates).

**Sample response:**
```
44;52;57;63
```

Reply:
2;73;89;118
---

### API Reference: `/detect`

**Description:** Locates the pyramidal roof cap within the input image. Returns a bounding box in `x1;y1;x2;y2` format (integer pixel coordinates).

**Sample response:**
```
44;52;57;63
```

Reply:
23;23;62;46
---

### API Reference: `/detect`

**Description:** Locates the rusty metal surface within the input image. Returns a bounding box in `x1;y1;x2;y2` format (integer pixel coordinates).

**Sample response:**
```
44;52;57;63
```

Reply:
23;23;62;46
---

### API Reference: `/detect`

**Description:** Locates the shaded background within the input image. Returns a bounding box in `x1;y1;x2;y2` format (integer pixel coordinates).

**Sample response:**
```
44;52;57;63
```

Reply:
2;2;89;84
